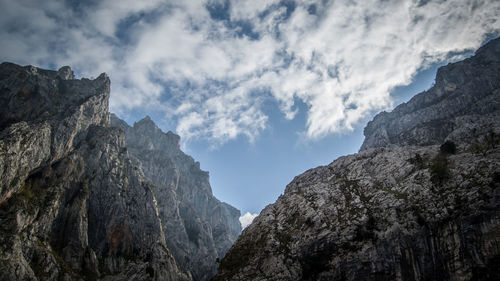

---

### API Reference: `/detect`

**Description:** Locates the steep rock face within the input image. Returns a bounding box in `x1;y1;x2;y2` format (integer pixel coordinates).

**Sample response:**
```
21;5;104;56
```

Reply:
361;38;500;151
215;146;500;281
111;114;241;281
213;39;500;280
0;63;189;280
0;62;109;204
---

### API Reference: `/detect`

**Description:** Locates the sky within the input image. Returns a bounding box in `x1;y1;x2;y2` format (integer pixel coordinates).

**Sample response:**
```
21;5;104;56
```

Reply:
1;0;499;227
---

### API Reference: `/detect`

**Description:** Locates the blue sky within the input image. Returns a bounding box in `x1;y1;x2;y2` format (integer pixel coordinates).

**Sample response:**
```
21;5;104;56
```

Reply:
1;0;499;223
186;61;441;216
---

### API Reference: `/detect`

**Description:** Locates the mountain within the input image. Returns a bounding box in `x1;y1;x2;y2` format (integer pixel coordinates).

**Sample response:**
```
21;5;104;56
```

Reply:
361;38;500;151
110;114;241;281
0;61;240;281
213;38;500;281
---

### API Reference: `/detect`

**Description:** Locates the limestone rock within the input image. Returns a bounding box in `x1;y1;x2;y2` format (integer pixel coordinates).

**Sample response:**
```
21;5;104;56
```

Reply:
0;62;109;204
0;63;191;280
213;39;500;280
111;114;241;281
361;38;500;151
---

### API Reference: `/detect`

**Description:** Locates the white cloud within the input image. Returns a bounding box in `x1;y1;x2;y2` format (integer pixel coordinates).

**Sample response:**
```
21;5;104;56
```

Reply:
176;85;268;147
270;0;500;138
88;0;166;37
0;0;499;144
229;0;280;20
239;212;258;229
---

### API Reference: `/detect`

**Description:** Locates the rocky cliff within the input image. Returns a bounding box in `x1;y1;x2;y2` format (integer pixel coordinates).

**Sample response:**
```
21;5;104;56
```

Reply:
110;114;241;281
0;62;240;281
213;38;500;281
361;38;500;151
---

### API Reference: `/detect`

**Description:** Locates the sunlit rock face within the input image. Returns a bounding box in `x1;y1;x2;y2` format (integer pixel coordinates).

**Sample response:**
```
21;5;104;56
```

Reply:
0;62;240;281
111;114;241;281
0;62;110;204
213;38;500;281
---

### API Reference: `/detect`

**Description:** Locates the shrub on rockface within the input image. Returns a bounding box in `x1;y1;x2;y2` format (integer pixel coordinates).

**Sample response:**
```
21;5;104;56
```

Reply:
468;131;498;155
430;141;456;185
408;153;426;169
430;154;450;185
440;140;457;155
484;130;498;150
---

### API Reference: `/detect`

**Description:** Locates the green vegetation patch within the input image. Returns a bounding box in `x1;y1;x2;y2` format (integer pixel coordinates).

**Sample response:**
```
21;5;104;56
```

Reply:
468;130;499;155
17;179;48;214
276;231;292;254
440;140;457;155
429;154;450;186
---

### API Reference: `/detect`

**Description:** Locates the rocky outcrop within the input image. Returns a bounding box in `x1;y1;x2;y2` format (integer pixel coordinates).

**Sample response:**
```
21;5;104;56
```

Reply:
361;38;500;151
0;62;109;205
0;62;239;280
110;114;241;281
213;39;500;280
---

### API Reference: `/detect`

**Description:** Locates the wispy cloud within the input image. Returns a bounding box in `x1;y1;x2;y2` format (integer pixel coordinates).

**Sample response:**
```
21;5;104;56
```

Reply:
239;212;258;229
1;0;499;144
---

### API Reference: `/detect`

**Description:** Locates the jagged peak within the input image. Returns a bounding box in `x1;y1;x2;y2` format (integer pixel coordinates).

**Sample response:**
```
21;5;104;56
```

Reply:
134;115;156;128
0;62;110;130
360;36;500;151
0;61;108;84
95;72;108;82
126;115;181;151
0;62;241;281
57;66;74;80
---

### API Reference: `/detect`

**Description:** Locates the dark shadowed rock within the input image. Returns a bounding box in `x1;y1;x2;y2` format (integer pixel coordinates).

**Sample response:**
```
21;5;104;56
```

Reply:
213;39;500;280
0;62;110;207
110;114;241;281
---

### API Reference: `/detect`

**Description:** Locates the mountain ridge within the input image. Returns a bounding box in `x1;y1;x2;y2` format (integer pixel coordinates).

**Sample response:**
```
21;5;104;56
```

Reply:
212;38;500;281
110;113;241;281
361;38;500;151
0;61;240;281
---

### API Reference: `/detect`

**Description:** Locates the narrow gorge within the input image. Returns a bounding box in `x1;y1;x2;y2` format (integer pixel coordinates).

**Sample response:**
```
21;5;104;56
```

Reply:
1;37;499;281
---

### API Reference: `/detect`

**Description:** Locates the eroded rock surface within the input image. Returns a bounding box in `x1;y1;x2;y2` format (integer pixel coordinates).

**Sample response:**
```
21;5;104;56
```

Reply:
213;39;500;281
0;62;239;281
0;62;109;204
111;114;241;281
361;38;500;151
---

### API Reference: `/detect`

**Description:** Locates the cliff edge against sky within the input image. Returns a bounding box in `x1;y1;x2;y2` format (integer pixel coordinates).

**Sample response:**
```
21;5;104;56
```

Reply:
0;61;241;281
213;38;500;281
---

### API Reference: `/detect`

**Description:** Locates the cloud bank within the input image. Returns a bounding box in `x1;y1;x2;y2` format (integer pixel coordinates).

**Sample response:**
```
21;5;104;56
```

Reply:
1;0;499;144
239;212;258;229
